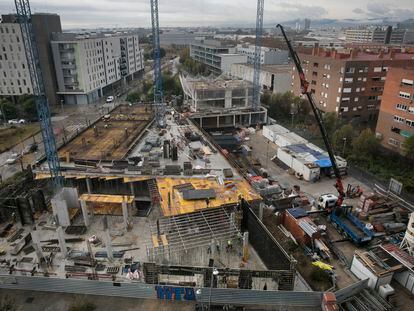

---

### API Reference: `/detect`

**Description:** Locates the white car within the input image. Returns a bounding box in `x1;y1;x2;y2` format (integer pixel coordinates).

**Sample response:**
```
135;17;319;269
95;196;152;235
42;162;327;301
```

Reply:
106;96;114;103
8;119;26;124
5;153;22;165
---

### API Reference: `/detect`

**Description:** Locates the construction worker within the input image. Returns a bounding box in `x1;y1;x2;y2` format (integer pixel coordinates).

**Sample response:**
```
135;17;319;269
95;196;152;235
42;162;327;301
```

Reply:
226;239;233;253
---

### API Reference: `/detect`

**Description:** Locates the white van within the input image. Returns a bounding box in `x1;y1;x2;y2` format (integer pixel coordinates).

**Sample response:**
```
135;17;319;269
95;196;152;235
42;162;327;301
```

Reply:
317;194;338;209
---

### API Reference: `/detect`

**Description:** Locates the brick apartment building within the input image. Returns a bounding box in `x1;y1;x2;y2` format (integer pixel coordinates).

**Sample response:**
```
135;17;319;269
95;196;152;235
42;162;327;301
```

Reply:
375;67;414;154
292;48;414;123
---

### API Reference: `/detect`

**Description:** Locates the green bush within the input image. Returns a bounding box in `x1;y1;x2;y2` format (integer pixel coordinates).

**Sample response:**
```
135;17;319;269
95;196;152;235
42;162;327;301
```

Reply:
68;300;96;311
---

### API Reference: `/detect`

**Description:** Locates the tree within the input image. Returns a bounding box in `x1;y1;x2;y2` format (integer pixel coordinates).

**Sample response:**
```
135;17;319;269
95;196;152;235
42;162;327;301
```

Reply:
351;129;379;161
0;100;18;120
260;92;272;106
179;48;190;64
126;92;141;103
332;124;355;156
402;135;414;160
21;96;37;121
322;112;338;134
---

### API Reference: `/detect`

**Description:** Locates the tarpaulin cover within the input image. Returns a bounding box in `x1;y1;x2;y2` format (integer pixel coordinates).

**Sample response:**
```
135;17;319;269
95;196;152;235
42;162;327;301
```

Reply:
315;158;332;168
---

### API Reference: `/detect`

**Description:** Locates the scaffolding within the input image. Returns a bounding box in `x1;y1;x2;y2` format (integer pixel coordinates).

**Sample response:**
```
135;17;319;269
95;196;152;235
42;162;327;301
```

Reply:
147;206;241;261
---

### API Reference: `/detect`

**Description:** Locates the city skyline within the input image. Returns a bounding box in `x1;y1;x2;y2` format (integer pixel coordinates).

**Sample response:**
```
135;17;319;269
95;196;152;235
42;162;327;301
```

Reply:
0;0;413;29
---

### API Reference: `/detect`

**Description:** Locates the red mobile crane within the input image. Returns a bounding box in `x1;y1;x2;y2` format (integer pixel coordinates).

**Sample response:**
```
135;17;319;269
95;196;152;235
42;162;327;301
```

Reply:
276;24;345;208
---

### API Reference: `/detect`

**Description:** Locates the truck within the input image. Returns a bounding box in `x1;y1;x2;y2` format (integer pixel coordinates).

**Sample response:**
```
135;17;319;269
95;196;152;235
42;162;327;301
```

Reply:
329;205;374;245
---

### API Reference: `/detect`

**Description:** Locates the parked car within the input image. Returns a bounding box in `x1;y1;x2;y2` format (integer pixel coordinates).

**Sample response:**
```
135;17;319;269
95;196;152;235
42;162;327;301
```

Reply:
22;143;38;155
5;153;22;165
106;96;114;103
8;119;26;124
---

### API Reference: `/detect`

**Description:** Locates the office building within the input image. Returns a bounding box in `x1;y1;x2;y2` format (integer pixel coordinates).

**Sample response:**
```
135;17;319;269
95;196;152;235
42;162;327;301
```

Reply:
228;63;292;94
236;44;289;65
190;38;246;75
0;13;62;106
304;19;311;30
51;32;144;105
375;67;414;154
292;47;414;123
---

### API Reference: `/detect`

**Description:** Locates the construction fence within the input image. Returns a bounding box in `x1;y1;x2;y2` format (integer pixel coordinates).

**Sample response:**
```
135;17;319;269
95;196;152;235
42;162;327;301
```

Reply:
0;274;324;308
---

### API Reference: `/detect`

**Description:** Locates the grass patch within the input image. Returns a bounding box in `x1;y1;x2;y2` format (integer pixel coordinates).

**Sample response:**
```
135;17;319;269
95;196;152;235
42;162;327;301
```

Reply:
0;123;40;153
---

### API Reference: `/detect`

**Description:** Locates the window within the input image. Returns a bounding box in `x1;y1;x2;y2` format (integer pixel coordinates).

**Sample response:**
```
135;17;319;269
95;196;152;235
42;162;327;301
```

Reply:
394;115;405;123
343;88;352;93
354;97;359;102
342;97;350;103
396;104;408;111
406;119;414;127
367;104;375;110
313;62;319;68
373;66;382;72
346;67;355;73
399;91;411;99
345;77;353;83
391;127;401;134
372;77;381;82
409;107;414;114
356;87;360;92
388;138;400;147
340;107;349;112
402;79;414;86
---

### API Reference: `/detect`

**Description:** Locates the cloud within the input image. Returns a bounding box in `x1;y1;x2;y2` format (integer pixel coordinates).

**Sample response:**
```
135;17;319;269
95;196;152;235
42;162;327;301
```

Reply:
364;2;414;20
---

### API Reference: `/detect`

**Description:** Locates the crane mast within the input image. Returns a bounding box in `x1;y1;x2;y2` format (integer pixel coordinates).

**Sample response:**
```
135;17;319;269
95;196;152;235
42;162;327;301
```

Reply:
252;0;264;111
150;0;165;127
276;24;345;207
15;0;62;188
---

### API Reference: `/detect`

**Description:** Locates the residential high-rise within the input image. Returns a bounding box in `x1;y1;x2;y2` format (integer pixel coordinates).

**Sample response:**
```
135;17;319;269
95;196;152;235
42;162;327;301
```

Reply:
51;32;144;105
292;47;414;123
0;13;62;106
345;26;406;45
375;67;414;154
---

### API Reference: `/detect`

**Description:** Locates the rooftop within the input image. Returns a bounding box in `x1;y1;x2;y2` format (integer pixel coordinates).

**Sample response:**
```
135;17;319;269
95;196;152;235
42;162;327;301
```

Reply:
300;47;414;61
181;75;252;91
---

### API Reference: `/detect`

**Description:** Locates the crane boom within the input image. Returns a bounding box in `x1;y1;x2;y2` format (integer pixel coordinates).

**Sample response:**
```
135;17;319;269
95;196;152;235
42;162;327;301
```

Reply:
276;24;345;207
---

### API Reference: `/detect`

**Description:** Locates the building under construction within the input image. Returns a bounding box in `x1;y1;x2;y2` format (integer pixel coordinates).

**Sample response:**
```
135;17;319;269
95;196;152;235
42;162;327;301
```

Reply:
180;74;267;129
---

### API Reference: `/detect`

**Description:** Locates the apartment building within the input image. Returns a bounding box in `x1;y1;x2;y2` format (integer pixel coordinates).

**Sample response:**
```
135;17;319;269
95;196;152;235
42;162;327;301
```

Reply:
292;48;414;123
375;67;414;154
0;13;62;105
189;38;246;75
345;26;406;44
236;44;289;65
51;32;144;105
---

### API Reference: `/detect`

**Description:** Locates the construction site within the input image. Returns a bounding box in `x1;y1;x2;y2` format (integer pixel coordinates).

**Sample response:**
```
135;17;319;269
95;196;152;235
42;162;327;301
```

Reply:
0;0;414;311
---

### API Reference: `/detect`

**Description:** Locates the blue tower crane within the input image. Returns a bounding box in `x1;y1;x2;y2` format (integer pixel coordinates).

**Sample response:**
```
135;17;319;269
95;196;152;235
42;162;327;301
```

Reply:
14;0;62;188
252;0;264;111
150;0;165;127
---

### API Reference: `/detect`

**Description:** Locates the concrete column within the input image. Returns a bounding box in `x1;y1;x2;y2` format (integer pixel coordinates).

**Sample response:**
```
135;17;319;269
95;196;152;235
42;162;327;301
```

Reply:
86;178;92;194
199;117;203;128
248;113;252;126
217;116;219;128
259;203;264;221
129;183;137;209
245;88;249;107
57;226;67;257
105;229;113;261
122;201;128;231
86;239;94;259
242;231;249;262
31;231;44;265
233;115;236;126
210;239;215;257
224;89;232;109
80;200;90;227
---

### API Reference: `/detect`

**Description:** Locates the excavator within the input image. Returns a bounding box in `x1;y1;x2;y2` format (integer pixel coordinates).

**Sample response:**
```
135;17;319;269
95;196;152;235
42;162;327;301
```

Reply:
276;24;345;210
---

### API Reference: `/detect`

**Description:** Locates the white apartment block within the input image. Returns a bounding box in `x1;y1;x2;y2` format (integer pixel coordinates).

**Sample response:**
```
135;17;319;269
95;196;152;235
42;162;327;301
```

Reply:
51;32;144;105
345;26;406;44
0;23;33;96
236;44;289;65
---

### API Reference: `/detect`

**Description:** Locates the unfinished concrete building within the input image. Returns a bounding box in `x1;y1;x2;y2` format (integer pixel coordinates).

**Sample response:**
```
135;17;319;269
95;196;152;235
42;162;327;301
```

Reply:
180;74;267;129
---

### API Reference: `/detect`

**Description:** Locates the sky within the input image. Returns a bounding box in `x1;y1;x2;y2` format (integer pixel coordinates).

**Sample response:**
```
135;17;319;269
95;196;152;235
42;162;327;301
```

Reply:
1;0;414;29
